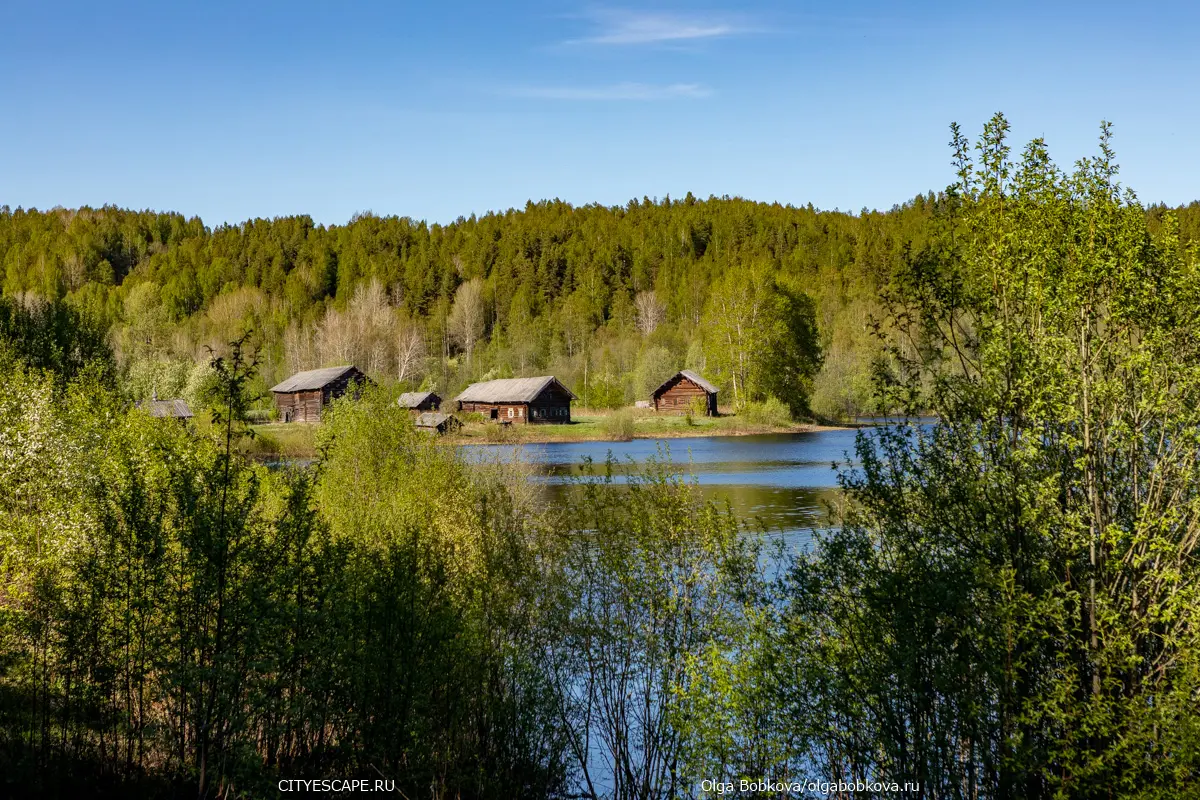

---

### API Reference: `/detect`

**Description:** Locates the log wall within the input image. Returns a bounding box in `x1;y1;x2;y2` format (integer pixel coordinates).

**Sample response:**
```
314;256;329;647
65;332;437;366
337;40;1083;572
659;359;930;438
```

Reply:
654;377;717;416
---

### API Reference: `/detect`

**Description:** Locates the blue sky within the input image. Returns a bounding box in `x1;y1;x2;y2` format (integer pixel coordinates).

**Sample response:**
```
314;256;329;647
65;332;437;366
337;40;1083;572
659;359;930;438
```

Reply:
2;1;1196;225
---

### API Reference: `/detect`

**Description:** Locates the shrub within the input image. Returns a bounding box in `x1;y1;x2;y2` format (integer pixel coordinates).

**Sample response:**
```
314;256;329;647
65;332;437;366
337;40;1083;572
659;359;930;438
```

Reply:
600;408;635;441
483;421;518;443
740;396;792;427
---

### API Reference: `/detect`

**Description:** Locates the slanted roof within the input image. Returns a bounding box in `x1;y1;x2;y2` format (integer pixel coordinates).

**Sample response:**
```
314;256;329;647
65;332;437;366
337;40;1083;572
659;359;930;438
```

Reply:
455;376;577;404
652;370;718;398
398;391;439;408
139;398;194;419
414;412;454;429
270;365;360;393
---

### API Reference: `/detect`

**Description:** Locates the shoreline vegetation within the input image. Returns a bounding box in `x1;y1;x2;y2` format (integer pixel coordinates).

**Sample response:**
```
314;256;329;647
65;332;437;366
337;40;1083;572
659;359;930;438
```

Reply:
242;407;854;459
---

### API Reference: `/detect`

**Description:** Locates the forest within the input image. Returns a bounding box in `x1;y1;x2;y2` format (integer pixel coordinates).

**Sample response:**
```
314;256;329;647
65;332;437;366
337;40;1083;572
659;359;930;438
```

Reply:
0;189;1003;419
4;176;1198;420
3;114;1200;799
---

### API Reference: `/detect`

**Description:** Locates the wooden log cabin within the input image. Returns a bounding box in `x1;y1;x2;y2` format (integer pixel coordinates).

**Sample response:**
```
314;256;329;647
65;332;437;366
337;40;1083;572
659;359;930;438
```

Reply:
271;365;367;423
397;391;441;413
414;411;461;434
137;397;194;422
455;376;576;424
651;370;718;416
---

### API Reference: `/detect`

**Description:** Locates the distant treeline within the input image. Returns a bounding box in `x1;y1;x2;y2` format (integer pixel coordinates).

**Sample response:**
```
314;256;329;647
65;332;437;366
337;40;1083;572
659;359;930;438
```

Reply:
10;193;1194;418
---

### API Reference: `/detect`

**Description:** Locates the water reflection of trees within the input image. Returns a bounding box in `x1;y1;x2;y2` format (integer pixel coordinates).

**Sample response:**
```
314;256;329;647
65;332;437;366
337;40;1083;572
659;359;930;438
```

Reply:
541;481;840;543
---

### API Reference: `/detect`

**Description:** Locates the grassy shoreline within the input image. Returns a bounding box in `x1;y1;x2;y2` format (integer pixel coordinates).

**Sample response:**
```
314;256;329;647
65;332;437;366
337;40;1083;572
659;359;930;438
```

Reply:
245;409;853;458
443;413;849;445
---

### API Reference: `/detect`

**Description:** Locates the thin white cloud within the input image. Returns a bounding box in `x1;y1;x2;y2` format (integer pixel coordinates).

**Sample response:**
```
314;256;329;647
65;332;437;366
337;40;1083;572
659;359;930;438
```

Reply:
508;82;711;101
567;9;749;46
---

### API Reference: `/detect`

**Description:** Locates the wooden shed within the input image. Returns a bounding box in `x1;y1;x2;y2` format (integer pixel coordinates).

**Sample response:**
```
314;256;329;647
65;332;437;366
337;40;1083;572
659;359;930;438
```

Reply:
398;391;441;413
138;398;194;421
455;376;576;424
271;365;367;423
414;412;460;435
652;370;718;416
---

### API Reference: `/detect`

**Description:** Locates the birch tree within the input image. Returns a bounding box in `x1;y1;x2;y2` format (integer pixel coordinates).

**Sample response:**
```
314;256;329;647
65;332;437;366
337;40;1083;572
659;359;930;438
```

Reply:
448;277;485;357
634;290;665;336
701;265;775;408
395;316;425;383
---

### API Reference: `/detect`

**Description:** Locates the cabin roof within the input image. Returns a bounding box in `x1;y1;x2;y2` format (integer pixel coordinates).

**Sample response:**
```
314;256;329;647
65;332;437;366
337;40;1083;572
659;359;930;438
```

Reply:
455;376;577;404
414;412;454;428
270;365;360;393
652;370;718;397
397;391;439;408
139;398;194;419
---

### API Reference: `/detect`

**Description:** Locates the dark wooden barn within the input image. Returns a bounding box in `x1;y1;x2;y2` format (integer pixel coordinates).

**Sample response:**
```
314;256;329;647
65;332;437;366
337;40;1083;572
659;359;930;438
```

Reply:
652;370;718;416
397;391;441;413
271;365;367;423
455;376;576;424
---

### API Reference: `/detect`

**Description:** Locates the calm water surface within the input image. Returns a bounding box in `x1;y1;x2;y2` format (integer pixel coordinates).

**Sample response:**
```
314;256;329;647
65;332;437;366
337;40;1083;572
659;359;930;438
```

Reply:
461;429;868;546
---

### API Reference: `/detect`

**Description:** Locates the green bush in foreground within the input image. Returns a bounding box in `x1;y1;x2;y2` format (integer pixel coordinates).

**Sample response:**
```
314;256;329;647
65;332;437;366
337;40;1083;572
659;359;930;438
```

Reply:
0;361;570;798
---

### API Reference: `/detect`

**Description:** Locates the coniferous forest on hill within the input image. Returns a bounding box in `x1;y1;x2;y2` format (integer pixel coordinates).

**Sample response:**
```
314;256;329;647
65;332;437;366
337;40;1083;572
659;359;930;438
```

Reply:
5;116;1200;799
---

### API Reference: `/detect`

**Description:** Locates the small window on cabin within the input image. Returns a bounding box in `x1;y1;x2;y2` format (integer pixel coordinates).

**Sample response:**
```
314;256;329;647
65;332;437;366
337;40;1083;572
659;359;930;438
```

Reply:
518;407;523;417
508;408;514;418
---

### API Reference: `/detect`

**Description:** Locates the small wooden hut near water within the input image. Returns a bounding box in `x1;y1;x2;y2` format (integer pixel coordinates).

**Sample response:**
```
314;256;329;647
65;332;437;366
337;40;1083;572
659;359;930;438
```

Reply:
414;412;460;435
651;370;718;416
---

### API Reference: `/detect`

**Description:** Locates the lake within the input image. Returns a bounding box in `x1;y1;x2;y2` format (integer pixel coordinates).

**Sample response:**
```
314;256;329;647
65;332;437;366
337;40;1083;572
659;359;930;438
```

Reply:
460;429;866;546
